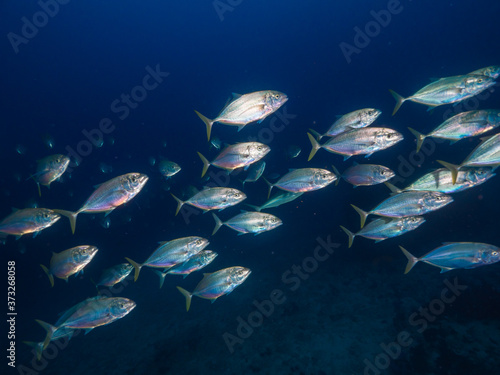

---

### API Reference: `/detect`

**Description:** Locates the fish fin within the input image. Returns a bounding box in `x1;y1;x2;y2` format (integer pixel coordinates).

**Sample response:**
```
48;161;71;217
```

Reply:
23;341;43;361
35;319;57;350
262;177;273;199
339;226;355;248
176;286;193;311
238;232;247;236
399;246;419;274
307;132;321;161
84;328;93;335
194;110;214;141
374;239;386;243
237;124;247;131
343;155;351;161
350;204;369;228
104;208;115;217
170;193;184;216
93;183;103;189
245;204;261;212
308;128;323;142
153;270;167;288
449;140;459;145
384;181;402;194
439;267;454;273
331;165;341;186
436;160;460;184
124;257;142;282
389;89;406;116
197;152;211;178
243;164;250;171
11;207;19;212
211;213;223;235
256;119;264;124
52;209;78;234
407;127;427;154
364;153;373;159
15;235;22;240
40;264;54;287
231;92;242;99
32;231;41;239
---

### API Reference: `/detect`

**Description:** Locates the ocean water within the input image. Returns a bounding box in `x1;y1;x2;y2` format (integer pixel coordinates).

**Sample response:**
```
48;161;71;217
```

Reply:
2;1;500;374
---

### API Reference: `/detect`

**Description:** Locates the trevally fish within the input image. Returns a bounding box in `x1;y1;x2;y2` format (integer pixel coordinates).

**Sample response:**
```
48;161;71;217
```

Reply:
242;160;266;187
0;208;60;240
176;266;251;311
351;190;453;228
194;90;288;140
171;187;246;215
159;160;181;179
95;263;133;288
265;168;337;198
400;242;500;274
338;163;395;187
309;108;382;140
408;109;500;153
154;250;218;288
125;236;209;281
438;133;500;184
40;245;98;287
246;191;303;212
212;211;282;235
307;128;403;161
197;142;270;178
28;154;70;197
340;216;425;248
389;74;496;115
469;65;500;79
54;173;148;234
210;136;222;150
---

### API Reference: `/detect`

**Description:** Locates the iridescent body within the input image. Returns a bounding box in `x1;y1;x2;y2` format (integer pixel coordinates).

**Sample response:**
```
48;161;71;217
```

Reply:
242;161;266;186
341;163;395;186
212;211;282;235
469;65;500;79
159;160;181;178
96;263;133;287
246;191;303;212
0;208;60;239
307;128;403;161
40;245;98;287
400;243;500;274
194;90;288;140
313;108;382;140
54;173;149;234
176;266;251;311
31;154;70;196
125;236;209;281
197;142;270;178
171;187;246;215
266;168;337;197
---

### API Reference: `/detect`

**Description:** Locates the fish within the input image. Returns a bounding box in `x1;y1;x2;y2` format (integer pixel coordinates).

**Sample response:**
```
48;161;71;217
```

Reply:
339;163;395;187
309;108;382;140
408;110;500;153
95;263;134;288
469;65;500;79
242;161;266;187
340;216;425;248
437;133;500;184
210;136;222;150
176;266;251;311
351;190;453;228
171;187;246;215
154;250;218;288
125;236;209;281
402;167;495;194
194;90;288;140
28;154;70;197
197;142;270;178
307;128;403;161
212;211;282;235
286;145;302;159
36;296;136;349
158;160;181;179
389;74;496;115
24;322;75;361
0;208;60;240
265;168;337;198
54;173;148;234
246;191;303;212
40;245;98;287
399;242;500;274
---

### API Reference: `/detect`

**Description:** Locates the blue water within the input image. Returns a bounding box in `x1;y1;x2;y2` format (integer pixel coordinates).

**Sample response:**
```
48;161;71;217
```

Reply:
2;1;500;374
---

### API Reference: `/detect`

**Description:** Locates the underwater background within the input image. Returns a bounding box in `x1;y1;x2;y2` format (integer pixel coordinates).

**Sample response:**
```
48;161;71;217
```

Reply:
2;0;500;374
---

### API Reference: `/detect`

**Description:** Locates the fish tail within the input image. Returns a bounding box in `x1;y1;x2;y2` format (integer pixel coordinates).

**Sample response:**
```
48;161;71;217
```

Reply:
197;152;211;178
384;181;402;194
245;204;261;212
399;246;419;274
262;177;273;199
407;127;427;154
389;89;406;116
436;160;460;185
153;270;168;289
52;209;78;234
308;128;323;142
40;264;54;287
339;225;355;248
307;132;321;161
350;204;369;228
176;286;193;311
211;213;223;235
331;165;341;186
194;110;214;141
170;193;185;216
35;319;57;350
23;341;43;361
124;257;142;282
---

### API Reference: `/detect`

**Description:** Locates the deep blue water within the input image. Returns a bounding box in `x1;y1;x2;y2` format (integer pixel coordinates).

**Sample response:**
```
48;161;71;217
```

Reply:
2;1;500;374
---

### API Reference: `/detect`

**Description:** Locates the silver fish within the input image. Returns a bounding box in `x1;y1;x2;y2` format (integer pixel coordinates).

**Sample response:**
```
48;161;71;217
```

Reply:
0;208;60;240
265;168;337;198
159;160;181;178
242;161;266;187
246;191;303;212
212;211;282;235
195;90;288;140
171;187;246;215
29;154;70;197
469;65;500;79
95;263;134;287
339;163;395;187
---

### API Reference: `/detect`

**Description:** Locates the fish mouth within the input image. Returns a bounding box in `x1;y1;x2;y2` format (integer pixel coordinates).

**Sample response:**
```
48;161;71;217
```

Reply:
137;174;149;185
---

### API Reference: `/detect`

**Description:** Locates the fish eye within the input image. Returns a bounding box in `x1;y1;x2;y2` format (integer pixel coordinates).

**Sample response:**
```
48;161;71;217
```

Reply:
274;94;280;99
196;239;202;245
492;251;498;256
